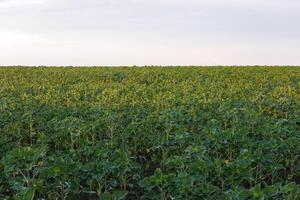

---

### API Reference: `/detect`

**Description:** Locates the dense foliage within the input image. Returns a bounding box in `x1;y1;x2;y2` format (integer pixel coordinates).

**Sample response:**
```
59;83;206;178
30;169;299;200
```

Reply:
0;67;299;199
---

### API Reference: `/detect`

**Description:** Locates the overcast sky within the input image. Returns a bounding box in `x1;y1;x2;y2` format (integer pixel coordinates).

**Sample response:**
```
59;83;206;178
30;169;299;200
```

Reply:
0;0;299;66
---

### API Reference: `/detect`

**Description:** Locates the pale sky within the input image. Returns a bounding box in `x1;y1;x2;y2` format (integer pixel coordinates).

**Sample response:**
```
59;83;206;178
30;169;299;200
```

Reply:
0;0;300;66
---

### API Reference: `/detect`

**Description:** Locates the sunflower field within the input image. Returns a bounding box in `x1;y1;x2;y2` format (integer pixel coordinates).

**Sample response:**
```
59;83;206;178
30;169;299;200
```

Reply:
0;66;299;199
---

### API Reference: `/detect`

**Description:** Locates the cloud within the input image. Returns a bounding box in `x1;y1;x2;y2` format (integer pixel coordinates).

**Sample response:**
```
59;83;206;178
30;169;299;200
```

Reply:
0;0;300;65
0;0;47;10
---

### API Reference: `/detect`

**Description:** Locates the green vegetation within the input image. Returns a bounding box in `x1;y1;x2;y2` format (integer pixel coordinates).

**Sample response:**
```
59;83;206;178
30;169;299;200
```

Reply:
0;66;299;199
